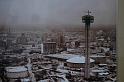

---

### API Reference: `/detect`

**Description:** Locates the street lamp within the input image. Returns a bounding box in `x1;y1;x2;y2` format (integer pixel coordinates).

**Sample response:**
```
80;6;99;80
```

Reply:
82;10;94;80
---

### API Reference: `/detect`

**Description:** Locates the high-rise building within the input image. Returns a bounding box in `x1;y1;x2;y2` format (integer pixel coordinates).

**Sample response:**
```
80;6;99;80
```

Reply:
89;31;96;42
43;42;56;54
16;33;28;45
56;32;65;49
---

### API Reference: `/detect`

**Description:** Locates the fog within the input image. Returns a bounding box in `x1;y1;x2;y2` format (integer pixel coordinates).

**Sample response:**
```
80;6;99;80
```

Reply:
0;0;116;28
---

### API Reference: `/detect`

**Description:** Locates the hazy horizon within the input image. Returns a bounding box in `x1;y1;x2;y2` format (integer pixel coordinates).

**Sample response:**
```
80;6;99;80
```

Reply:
0;0;116;29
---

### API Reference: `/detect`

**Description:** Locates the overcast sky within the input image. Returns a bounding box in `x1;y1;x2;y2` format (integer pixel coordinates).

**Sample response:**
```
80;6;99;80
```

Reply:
0;0;116;27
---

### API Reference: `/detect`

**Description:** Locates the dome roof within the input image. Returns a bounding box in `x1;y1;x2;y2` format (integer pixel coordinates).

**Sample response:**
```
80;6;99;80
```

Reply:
67;56;94;64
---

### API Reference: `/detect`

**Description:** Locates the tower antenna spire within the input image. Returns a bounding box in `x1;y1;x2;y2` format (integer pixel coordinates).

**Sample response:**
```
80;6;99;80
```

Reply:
87;10;91;15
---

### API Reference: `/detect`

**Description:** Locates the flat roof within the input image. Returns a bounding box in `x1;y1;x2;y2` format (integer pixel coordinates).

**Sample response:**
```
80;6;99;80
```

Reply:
6;66;27;72
92;69;106;73
90;55;106;57
99;72;109;75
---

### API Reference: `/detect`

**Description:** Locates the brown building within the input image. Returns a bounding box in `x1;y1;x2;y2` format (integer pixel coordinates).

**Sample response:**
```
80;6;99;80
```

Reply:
56;32;65;49
90;55;109;64
16;33;28;45
43;42;56;54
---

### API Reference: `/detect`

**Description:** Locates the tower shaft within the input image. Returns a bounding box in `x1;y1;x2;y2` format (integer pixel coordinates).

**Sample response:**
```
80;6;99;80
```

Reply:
82;11;94;80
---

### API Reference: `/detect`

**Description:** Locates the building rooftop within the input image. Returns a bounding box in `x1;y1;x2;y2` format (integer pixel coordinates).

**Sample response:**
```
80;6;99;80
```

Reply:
66;56;94;64
6;66;27;72
46;54;78;60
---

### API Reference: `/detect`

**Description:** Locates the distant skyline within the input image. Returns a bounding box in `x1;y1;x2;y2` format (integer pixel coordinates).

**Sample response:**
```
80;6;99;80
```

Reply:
0;0;116;28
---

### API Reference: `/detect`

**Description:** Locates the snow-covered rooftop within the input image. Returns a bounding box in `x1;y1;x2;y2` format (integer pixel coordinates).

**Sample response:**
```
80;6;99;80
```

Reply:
66;56;95;63
90;55;106;58
38;79;49;82
98;72;109;76
6;66;27;72
21;78;30;81
92;69;106;73
46;54;78;60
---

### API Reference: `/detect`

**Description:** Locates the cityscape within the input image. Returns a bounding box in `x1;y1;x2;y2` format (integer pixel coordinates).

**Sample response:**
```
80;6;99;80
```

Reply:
0;0;116;82
0;24;116;82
